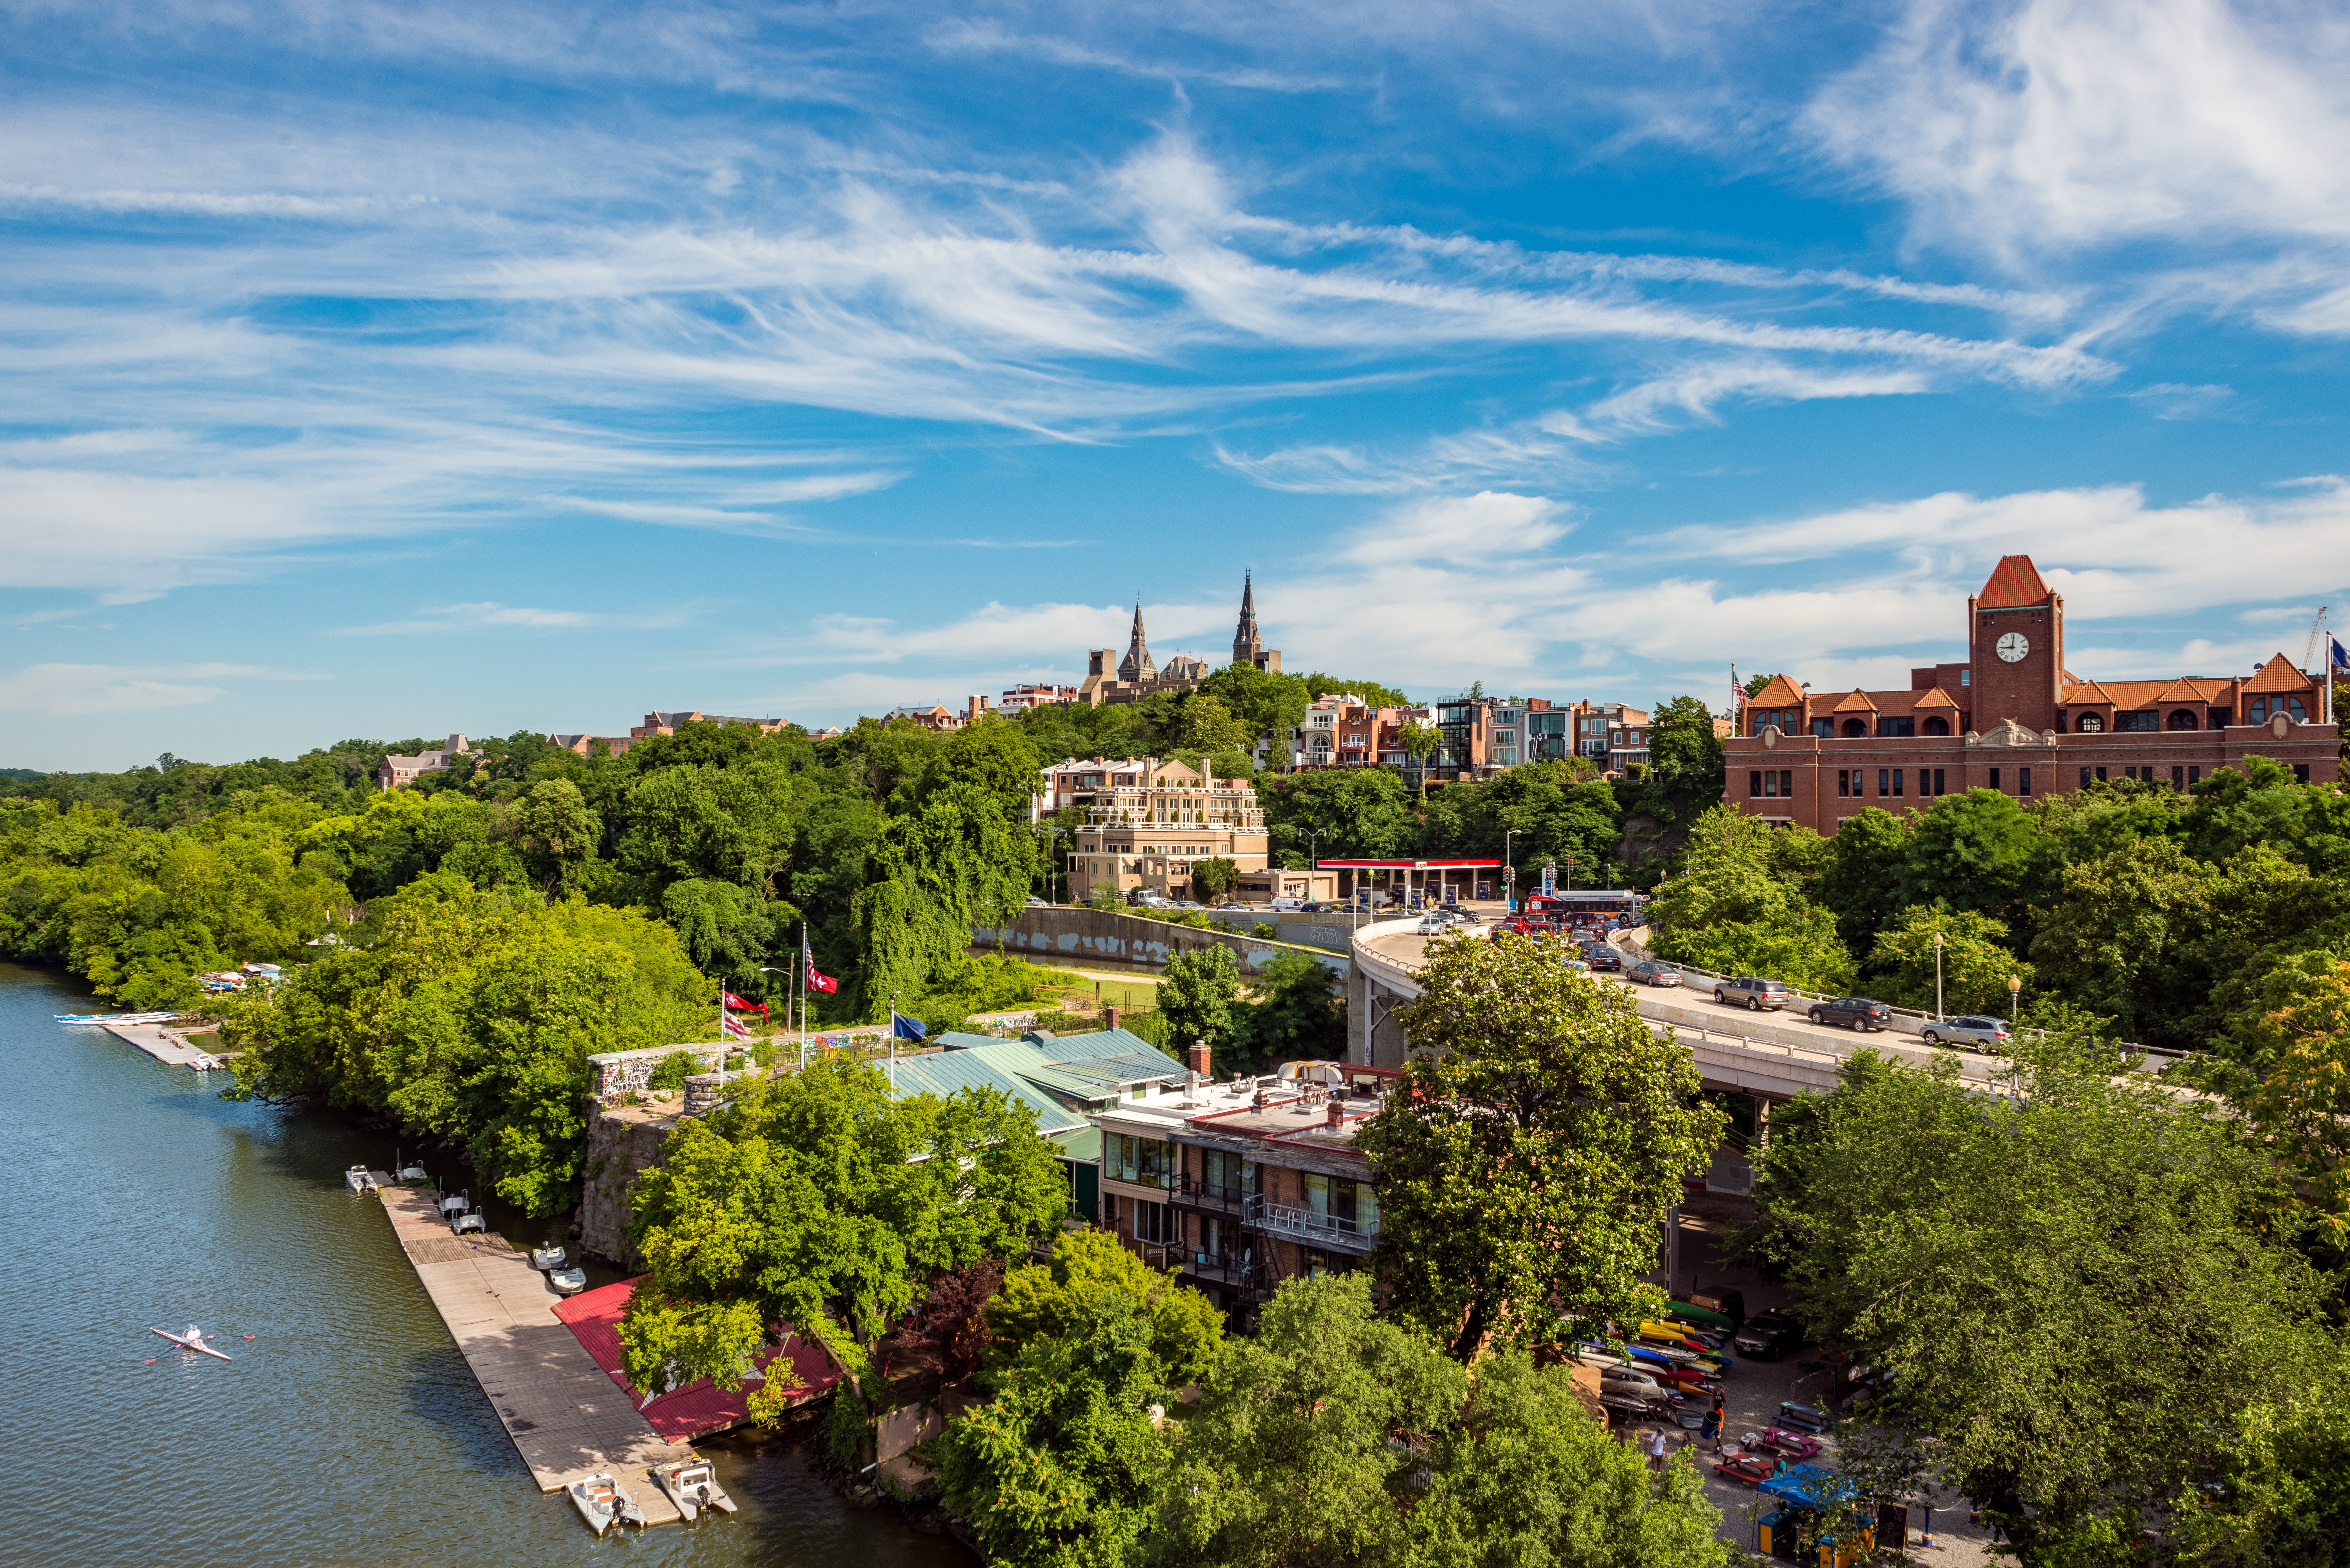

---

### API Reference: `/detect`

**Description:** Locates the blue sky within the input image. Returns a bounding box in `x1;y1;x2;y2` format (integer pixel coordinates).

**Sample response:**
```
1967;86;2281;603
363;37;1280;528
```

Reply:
3;0;2346;768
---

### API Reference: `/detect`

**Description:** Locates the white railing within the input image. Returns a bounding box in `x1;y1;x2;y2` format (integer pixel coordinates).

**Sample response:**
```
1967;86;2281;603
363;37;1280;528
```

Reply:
1247;1194;1380;1247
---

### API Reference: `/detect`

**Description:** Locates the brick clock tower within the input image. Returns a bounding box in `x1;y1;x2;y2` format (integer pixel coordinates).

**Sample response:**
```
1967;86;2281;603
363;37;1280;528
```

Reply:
1967;556;2063;733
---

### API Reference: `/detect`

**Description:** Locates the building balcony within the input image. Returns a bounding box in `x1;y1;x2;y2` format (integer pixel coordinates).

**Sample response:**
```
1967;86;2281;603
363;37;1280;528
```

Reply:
1169;1174;1247;1217
1246;1194;1380;1254
1180;1252;1273;1301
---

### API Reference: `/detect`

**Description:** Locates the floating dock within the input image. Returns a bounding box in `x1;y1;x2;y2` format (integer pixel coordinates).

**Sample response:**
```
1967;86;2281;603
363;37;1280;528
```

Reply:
85;1016;213;1067
378;1186;687;1526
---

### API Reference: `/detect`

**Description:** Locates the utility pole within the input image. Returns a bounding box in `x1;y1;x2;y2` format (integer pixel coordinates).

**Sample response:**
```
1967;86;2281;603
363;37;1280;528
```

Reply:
1934;930;1945;1022
1502;828;1517;914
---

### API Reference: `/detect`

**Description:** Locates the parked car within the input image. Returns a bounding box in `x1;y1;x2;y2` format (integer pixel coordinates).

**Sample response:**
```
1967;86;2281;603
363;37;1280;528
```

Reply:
1627;960;1684;988
1269;896;1310;911
1734;1311;1805;1360
1416;913;1460;934
1214;902;1254;912
1582;946;1623;973
1921;1015;2012;1051
1713;977;1792;1011
1808;996;1892;1031
1025;895;1049;906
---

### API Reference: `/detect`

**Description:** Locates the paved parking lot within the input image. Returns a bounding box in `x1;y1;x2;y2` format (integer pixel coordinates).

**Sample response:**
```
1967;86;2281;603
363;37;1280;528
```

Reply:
1617;1209;2009;1563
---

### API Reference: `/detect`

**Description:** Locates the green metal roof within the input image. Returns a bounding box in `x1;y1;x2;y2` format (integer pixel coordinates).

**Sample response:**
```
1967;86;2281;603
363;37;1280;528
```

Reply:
880;1049;1088;1136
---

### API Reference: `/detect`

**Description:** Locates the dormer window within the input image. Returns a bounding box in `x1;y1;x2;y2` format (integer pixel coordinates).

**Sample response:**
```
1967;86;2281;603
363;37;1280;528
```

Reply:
2076;715;2102;732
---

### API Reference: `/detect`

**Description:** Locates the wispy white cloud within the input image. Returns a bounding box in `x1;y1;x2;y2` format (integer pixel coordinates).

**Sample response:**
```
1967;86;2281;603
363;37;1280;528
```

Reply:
333;601;709;636
0;661;322;716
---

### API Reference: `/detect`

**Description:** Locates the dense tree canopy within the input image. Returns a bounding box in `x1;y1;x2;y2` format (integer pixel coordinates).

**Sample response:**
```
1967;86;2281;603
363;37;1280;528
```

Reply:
1359;931;1724;1358
621;1057;1069;1396
1734;1041;2326;1557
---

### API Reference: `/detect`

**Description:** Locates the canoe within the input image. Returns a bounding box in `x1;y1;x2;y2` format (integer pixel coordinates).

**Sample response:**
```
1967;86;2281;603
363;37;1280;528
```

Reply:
1666;1299;1736;1331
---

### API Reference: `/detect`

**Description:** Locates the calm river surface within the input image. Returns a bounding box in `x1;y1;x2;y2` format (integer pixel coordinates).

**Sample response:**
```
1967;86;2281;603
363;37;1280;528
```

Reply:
0;962;970;1568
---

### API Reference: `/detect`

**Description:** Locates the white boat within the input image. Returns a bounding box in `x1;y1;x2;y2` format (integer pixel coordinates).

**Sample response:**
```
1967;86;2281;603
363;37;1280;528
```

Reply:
653;1456;737;1520
345;1166;378;1193
547;1266;587;1296
438;1190;469;1217
149;1324;233;1362
566;1472;644;1535
530;1244;567;1270
55;1010;182;1025
396;1160;427;1184
452;1210;485;1235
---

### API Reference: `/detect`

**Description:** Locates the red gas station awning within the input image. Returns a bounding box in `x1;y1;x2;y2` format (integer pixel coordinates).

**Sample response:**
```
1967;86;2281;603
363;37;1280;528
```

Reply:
1314;859;1502;869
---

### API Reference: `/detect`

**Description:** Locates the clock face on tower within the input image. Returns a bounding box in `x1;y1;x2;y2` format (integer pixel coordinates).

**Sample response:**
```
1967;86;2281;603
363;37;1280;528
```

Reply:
1996;631;2030;663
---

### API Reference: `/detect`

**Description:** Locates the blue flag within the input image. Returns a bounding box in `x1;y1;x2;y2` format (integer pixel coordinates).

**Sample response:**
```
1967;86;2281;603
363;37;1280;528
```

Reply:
2332;635;2347;670
891;1010;927;1041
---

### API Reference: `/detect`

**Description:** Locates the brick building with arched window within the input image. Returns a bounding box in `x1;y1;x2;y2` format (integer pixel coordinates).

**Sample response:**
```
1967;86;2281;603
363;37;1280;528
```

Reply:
1723;556;2339;833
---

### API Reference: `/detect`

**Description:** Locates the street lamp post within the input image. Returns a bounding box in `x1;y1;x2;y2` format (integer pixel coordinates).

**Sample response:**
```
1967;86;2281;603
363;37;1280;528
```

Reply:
2008;973;2022;1023
1302;827;1322;907
1040;825;1065;905
1933;931;1945;1022
1502;828;1517;914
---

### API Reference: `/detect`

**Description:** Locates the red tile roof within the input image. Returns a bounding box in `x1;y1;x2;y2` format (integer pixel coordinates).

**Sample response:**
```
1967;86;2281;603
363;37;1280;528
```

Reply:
1914;687;1961;709
1977;555;2052;607
2061;680;2118;705
1830;688;1879;712
1748;673;1807;706
2244;653;2313;694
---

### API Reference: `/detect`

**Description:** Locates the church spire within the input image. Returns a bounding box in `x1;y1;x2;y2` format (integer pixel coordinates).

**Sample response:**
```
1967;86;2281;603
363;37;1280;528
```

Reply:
1118;597;1156;684
1232;573;1261;668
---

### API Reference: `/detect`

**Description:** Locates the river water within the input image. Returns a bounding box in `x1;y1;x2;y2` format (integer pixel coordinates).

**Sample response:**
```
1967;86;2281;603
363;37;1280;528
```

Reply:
0;962;969;1568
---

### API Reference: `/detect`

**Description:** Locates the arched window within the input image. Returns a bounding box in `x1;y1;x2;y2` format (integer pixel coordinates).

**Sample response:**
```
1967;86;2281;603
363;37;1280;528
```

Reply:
2289;696;2308;721
2167;709;2199;730
1924;716;1950;736
1842;718;1869;737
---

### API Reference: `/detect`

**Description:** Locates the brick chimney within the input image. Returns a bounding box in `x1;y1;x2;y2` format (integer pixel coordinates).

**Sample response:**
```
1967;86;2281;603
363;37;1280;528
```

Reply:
1186;1038;1211;1077
1326;1098;1345;1129
1105;1003;1122;1031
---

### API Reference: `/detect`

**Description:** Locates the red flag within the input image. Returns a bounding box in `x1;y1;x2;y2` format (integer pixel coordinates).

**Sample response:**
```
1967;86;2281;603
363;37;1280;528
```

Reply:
804;929;839;995
721;1011;754;1039
722;992;768;1015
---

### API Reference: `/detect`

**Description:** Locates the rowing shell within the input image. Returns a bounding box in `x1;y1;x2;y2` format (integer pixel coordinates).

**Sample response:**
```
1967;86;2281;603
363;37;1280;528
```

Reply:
149;1327;233;1362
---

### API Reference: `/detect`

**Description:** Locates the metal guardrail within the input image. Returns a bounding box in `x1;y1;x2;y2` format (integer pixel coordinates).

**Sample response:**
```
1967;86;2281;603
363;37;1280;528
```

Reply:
1170;1174;1247;1214
1619;927;2193;1064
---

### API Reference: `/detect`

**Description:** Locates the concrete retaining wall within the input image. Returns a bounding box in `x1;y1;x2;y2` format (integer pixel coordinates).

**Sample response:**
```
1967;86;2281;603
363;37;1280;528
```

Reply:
974;907;1350;980
579;1103;679;1268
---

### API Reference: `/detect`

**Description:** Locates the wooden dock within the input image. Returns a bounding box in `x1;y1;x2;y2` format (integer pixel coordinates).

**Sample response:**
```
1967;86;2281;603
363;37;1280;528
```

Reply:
378;1186;687;1525
91;1017;212;1067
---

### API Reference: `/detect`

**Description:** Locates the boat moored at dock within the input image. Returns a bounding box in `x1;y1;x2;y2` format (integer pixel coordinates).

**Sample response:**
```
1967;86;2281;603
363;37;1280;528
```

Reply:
530;1244;567;1270
345;1166;378;1193
547;1266;587;1295
566;1472;644;1535
653;1457;736;1521
451;1209;485;1235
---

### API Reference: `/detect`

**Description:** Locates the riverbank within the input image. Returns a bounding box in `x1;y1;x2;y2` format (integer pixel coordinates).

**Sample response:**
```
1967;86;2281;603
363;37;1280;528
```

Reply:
1;961;969;1567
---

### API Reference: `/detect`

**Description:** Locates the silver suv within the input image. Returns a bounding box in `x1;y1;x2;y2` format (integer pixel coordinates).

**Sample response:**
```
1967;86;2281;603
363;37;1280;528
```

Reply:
1921;1015;2012;1051
1713;977;1791;1012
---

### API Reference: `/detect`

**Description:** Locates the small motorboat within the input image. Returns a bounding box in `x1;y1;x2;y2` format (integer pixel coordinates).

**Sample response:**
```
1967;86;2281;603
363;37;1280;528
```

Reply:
653;1456;737;1520
438;1189;469;1217
345;1165;378;1193
566;1472;644;1535
530;1244;567;1270
547;1266;587;1296
452;1209;485;1235
395;1151;428;1184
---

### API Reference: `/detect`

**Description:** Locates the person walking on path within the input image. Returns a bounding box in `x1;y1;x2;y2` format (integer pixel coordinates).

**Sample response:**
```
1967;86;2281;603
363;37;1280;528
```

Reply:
1645;1427;1670;1471
1701;1396;1724;1448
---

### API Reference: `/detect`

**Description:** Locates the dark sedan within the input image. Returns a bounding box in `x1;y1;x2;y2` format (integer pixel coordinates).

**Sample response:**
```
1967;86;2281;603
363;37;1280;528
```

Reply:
1734;1310;1806;1360
1581;946;1623;973
1807;996;1893;1031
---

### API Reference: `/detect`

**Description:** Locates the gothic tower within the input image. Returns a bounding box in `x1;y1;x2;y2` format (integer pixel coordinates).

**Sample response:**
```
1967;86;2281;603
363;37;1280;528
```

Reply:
1117;598;1156;684
1232;574;1261;668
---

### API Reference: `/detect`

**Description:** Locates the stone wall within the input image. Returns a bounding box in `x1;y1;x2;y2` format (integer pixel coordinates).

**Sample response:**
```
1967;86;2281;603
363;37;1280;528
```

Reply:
973;907;1351;979
579;1100;684;1268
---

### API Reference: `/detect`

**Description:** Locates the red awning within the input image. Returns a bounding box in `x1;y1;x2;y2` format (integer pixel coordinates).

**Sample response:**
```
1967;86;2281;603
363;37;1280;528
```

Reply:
1314;859;1503;869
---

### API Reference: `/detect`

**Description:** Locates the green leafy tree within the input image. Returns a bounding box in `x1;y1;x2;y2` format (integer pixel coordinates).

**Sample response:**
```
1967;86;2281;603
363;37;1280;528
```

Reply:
985;1229;1225;1386
1198;662;1311;743
1640;694;1728;825
2027;835;2219;1047
620;1057;1069;1396
1811;805;1911;952
1143;1273;1468;1568
1158;944;1241;1054
513;777;603;894
1400;720;1440;797
1358;931;1725;1358
1229;950;1346;1074
943;1285;1173;1568
1261;767;1414;862
1667;906;1854;993
1897;787;2054;929
1865;905;2028;1016
1177;694;1254;753
1297;672;1414;710
1191;856;1240;900
1398;1349;1728;1568
1733;1042;2325;1555
660;878;786;990
2174;1345;2350;1568
220;871;709;1212
2244;959;2350;1235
